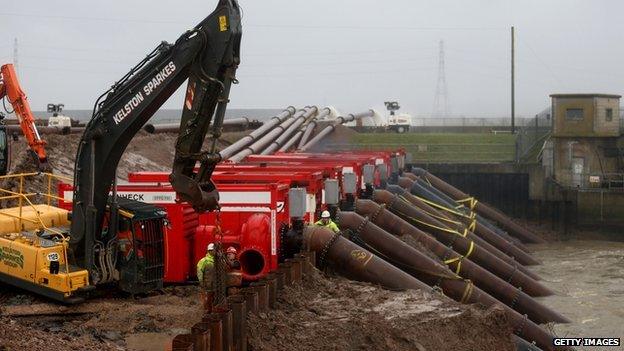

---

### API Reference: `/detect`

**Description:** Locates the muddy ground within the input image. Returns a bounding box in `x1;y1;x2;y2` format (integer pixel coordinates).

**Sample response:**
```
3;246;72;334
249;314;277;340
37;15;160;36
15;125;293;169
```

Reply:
249;269;515;351
0;128;517;350
0;270;516;351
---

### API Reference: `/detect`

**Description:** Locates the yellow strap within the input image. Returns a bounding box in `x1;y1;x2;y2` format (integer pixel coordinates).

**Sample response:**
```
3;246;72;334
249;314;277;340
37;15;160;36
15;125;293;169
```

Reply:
415;194;473;220
398;195;462;226
460;280;474;303
468;219;477;232
457;197;479;211
443;241;475;275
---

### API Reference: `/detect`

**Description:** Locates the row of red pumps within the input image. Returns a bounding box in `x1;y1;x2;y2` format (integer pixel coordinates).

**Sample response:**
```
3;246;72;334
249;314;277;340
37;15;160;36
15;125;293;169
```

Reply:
58;151;406;284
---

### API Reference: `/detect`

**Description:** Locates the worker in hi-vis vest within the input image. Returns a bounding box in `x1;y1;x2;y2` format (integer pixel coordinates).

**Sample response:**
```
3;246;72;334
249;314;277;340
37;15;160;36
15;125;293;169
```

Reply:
314;210;340;233
197;243;216;312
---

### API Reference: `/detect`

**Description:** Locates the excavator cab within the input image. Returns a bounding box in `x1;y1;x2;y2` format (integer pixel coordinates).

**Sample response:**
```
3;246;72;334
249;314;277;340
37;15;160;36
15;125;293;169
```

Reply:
113;197;167;294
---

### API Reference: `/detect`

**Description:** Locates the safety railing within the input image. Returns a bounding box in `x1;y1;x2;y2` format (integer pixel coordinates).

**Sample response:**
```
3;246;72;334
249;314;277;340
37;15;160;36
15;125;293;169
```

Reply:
0;172;74;274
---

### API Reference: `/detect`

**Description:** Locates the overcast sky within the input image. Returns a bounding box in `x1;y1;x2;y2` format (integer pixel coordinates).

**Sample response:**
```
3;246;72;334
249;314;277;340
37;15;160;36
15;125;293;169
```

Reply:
0;0;622;118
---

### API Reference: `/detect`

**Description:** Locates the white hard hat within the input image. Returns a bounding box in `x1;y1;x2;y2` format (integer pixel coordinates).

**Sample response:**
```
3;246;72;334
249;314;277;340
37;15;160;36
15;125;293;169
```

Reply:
321;210;331;218
207;243;215;251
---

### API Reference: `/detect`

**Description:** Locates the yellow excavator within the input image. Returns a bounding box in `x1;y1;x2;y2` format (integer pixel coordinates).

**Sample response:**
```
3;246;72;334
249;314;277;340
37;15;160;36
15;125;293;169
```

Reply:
0;0;241;303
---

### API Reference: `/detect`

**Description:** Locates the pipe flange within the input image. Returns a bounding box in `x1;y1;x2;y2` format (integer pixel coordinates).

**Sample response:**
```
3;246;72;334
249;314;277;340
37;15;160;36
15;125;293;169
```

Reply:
510;286;523;309
370;203;386;223
318;231;340;270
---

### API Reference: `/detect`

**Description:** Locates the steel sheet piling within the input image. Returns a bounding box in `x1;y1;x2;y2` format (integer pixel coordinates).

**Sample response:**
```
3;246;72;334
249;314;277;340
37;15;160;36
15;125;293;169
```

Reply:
203;314;223;351
242;289;259;315
227;295;247;351
171;334;194;351
191;322;210;351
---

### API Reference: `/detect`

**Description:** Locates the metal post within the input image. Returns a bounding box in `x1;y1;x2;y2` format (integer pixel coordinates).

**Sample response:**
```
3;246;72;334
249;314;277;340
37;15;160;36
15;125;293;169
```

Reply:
511;26;515;134
18;175;23;232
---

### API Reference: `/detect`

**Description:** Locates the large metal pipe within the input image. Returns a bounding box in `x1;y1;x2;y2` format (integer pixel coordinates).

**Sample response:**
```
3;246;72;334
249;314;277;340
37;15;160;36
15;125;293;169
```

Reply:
371;191;554;297
229;108;304;162
6;125;77;135
261;106;317;155
394;180;541;270
299;110;374;152
400;176;531;253
303;225;430;291
376;189;528;272
220;106;296;161
297;107;330;149
336;211;568;325
411;177;530;252
278;128;304;152
388;181;540;267
353;200;570;325
144;117;251;134
412;168;546;244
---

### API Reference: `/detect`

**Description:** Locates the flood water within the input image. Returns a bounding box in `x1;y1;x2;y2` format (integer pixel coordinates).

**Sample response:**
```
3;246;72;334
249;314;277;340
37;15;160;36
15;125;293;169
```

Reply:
530;240;624;350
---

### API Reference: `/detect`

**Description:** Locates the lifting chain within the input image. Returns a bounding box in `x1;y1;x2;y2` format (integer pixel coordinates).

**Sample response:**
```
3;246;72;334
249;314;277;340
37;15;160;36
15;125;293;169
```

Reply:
212;210;227;308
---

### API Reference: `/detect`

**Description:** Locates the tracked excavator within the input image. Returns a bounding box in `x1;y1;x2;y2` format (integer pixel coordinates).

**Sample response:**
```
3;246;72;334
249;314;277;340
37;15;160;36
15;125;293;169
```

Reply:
0;63;48;173
0;0;241;302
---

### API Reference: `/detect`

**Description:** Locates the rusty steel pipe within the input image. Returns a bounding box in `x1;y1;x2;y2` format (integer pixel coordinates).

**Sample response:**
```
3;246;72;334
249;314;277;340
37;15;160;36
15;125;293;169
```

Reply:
242;289;259;315
250;282;269;312
366;194;553;297
412;168;546;244
219;309;234;351
286;258;303;282
409;177;531;253
172;334;194;351
274;270;285;290
388;182;540;267
399;176;531;254
402;172;418;181
410;178;530;252
278;262;293;285
303;226;430;291
295;253;311;275
265;275;278;308
203;314;223;351
227;295;247;351
337;210;569;324
191;322;210;351
374;189;532;274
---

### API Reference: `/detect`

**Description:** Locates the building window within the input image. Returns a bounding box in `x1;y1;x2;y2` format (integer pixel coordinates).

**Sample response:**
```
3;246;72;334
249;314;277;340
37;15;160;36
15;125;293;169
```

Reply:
565;108;584;120
606;108;613;121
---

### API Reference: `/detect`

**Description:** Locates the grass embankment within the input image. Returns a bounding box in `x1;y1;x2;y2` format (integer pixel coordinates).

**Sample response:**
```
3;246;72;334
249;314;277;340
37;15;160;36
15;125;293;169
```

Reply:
346;133;517;163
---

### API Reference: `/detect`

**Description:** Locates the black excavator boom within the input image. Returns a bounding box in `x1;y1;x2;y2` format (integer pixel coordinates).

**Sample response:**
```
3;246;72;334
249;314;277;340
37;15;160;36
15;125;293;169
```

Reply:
69;0;241;288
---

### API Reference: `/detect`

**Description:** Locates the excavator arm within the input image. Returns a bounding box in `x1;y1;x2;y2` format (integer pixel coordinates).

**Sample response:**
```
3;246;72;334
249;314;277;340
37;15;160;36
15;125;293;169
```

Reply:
69;0;241;281
0;63;48;169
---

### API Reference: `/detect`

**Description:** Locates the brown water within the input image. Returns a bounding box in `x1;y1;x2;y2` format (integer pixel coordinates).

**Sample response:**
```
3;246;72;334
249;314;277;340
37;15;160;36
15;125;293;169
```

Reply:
530;240;624;350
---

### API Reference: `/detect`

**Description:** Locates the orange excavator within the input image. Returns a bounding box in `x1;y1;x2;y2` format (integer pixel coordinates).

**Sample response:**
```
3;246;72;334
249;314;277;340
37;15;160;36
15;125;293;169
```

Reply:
0;63;48;171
